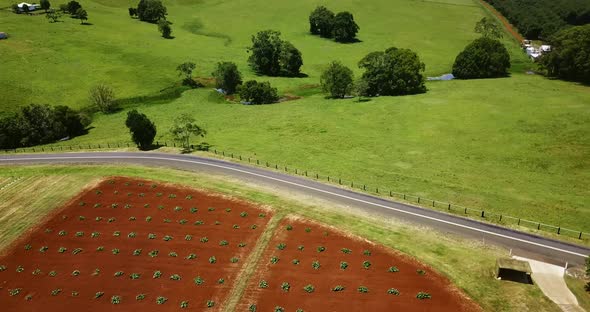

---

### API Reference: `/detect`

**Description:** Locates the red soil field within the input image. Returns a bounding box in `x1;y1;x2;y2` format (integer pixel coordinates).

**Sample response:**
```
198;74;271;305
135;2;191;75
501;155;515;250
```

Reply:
238;218;481;312
0;177;272;311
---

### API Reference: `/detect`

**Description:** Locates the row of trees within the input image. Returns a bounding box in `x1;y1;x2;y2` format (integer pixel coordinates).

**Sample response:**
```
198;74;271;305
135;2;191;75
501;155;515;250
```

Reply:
309;6;360;42
540;24;590;85
247;30;302;77
484;0;590;39
0;104;88;149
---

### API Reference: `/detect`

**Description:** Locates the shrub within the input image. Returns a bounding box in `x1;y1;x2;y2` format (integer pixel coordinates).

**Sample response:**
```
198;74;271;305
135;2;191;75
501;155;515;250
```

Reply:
333;11;359;42
125;109;157;149
303;284;315;293
416;292;431;299
388;288;400;295
259;280;268;288
281;282;290;292
238;80;279;104
153;271;162;279
90;84;117;113
194;276;204;285
358;48;426;96
66;1;81;14
358;286;368;293
332;285;345;292
158;20;172;38
156;296;168;304
321;61;354;98
176;62;196;86
541;24;590;84
212;62;243;95
111;295;121;304
137;0;167;23
309;6;335;37
452;37;510;79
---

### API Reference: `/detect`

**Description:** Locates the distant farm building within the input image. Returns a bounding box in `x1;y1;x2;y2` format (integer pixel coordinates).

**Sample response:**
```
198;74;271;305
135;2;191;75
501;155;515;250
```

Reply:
17;2;38;11
0;32;7;40
522;40;551;61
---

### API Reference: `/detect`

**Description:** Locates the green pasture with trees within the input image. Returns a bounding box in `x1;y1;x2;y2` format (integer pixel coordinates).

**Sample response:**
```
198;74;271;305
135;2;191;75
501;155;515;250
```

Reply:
0;0;588;234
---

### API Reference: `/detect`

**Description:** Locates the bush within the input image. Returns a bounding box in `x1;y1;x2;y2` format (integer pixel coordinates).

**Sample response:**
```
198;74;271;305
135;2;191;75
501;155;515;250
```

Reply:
333;12;359;42
359;47;426;96
212;62;242;94
247;30;303;76
125;109;157;149
158;19;172;38
238;80;279;104
90;84;117;113
452;37;510;79
541;24;590;84
137;0;167;23
309;6;335;37
40;0;51;12
66;1;81;14
320;61;354;98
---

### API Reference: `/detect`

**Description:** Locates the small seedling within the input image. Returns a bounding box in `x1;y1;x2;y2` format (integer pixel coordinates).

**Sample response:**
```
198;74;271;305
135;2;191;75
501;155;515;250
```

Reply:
148;233;156;239
186;195;193;200
111;295;121;304
233;224;239;229
128;216;136;221
317;246;326;252
95;217;102;221
79;216;85;221
144;204;150;208
174;206;183;212
72;291;79;297
95;292;104;299
163;219;172;223
363;261;371;269
194;220;204;225
133;249;142;256
206;300;215;308
358;286;369;293
297;245;304;251
128;232;136;238
200;237;209;243
251;224;258;229
51;288;62;296
72;248;83;255
238;242;246;247
286;225;293;231
218;278;225;284
341;248;352;254
169;251;178;257
146;216;152;222
156;193;163;197
16;265;24;273
163;235;173;241
209;256;217;264
305;227;311;233
113;231;120;237
149;250;159;257
32;268;42;275
153;271;162;279
125;204;132;209
114;271;124;277
275;307;285;312
130;273;141;280
168;193;176;198
58;247;67;253
270;256;279;264
49;270;57;276
186;253;197;260
112;248;120;255
108;218;116;223
136;294;146;301
72;270;80;276
215;221;221;225
363;250;371;256
93;204;101;208
303;284;315;293
417;269;426;275
258;213;266;218
312;260;320;270
0;265;6;271
96;246;104;251
185;235;192;241
194;276;204;285
9;288;22;296
91;232;100;238
387;288;400;295
249;304;257;312
225;208;231;212
219;240;229;246
281;282;290;292
180;301;189;308
340;262;348;270
190;207;198;213
230;257;239;263
292;259;300;265
92;268;100;276
208;207;215;211
388;266;399;272
416;292;431;299
58;230;67;236
179;219;188;225
170;274;181;281
332;285;345;292
259;280;268;288
277;243;286;250
240;211;248;217
156;296;168;304
39;246;49;253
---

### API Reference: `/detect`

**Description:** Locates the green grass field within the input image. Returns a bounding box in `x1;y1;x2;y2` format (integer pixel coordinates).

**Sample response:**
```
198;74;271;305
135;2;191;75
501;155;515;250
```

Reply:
0;164;562;311
0;0;588;233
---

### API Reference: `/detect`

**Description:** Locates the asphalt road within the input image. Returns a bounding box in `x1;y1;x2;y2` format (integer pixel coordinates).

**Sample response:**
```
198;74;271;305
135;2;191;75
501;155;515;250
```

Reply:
1;152;588;265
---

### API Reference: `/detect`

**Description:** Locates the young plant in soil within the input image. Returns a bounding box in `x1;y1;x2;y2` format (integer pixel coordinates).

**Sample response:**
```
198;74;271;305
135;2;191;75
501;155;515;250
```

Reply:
111;295;121;304
215;221;221;225
72;270;80;276
180;301;189;308
49;270;57;276
179;219;188;225
219;240;229;246
130;273;141;280
249;304;257;312
275;307;285;312
113;231;120;237
51;288;62;296
305;227;311;232
332;285;345;292
153;271;162;279
133;249;142;256
92;268;100;276
95;292;104;299
317;246;326;252
363;250;371;256
32;268;42;275
341;248;352;254
286;224;293;231
9;288;22;296
136;294;146;301
95;217;102;221
358;286;369;293
270;256;279;264
230;257;239;263
206;300;215;308
174;206;182;212
0;265;6;271
312;260;321;270
148;233;156;239
156;296;168;304
292;259;300;265
238;242;246;247
194;220;204;225
240;211;248;217
114;271;124;277
170;274;181;281
39;246;49;253
218;278;225;284
296;309;304;312
194;276;204;285
200;237;209;243
190;207;198;213
388;266;399;272
387;288;400;295
129;216;136;221
163;219;171;223
149;250;159;257
208;207;215;211
186;253;197;260
108;218;116;223
416;292;431;299
96;246;104;251
163;235;173;241
363;260;371;269
72;291;79;297
297;245;304;251
72;248;83;255
186;194;193;200
169;251;178;257
112;248;120;255
340;261;348;270
209;256;217;264
79;216;85;221
258;213;266;218
16;265;24;272
281;282;290;292
259;280;268;288
417;269;426;275
146;216;152;222
144;204;150;208
233;224;240;229
303;284;315;293
91;232;100;238
185;235;192;241
58;247;67;253
277;243;286;250
251;224;258;229
75;231;84;237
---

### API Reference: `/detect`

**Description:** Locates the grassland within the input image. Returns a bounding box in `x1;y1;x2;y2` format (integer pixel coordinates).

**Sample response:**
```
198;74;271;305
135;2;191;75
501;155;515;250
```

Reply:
0;0;588;233
0;164;562;311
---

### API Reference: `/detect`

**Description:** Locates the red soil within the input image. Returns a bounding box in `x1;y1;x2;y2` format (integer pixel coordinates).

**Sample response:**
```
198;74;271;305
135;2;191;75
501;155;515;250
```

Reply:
479;0;525;42
238;218;481;312
0;177;272;311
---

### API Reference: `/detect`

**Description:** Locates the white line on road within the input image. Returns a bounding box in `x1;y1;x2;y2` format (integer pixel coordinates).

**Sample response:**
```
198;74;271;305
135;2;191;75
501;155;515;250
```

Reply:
2;155;588;258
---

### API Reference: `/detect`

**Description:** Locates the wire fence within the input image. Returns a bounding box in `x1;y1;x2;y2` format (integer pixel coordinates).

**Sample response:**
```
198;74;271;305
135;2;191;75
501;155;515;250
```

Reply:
1;141;587;241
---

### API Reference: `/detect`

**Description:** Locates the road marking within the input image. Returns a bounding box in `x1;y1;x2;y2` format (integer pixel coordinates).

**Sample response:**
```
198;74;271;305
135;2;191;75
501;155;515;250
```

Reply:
2;154;588;258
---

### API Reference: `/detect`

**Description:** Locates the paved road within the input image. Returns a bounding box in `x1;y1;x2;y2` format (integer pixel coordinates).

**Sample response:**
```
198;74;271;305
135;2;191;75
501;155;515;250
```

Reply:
1;152;588;265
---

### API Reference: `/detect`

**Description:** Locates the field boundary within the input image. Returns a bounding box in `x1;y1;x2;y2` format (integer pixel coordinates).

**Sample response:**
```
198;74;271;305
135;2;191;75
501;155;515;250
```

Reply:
1;142;587;243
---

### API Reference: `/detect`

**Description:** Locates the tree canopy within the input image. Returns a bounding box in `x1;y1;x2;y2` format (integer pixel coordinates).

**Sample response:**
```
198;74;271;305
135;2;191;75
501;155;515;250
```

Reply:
238;80;279;104
452;37;510;79
137;0;167;23
158;19;172;38
358;47;426;96
309;6;335;38
320;61;354;98
212;62;243;95
169;113;206;149
474;17;503;39
247;30;302;77
40;0;51;12
76;8;88;24
66;1;81;15
176;62;196;85
333;12;359;42
125;109;156;150
540;24;590;84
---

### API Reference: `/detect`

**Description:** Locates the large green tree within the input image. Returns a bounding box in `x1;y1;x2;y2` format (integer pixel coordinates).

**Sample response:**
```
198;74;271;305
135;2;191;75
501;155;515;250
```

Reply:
358;47;426;96
541;24;590;84
320;61;354;98
66;1;81;14
474;17;503;39
212;62;242;95
238;80;279;104
169;114;206;149
452;37;510;79
279;41;303;76
137;0;167;23
309;6;335;38
247;30;302;76
125;110;157;150
333;11;359;42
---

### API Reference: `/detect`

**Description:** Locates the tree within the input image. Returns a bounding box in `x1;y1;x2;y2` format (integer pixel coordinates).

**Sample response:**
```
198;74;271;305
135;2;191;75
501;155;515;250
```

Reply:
40;0;51;13
125;109;156;150
54;105;85;137
248;30;303;76
0;114;24;149
320;61;354;98
169;113;206;149
452;37;510;79
309;6;335;38
540;24;590;84
45;9;62;23
137;0;167;23
212;62;242;95
352;78;369;102
66;1;81;14
176;62;196;85
333;11;359;42
279;41;303;76
89;84;117;113
76;8;88;24
358;47;426;96
474;17;503;39
158;19;172;38
238;80;279;104
59;3;68;13
128;7;138;17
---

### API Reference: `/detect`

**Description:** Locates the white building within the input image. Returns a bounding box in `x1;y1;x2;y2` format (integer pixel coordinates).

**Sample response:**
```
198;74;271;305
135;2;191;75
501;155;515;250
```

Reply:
17;2;38;11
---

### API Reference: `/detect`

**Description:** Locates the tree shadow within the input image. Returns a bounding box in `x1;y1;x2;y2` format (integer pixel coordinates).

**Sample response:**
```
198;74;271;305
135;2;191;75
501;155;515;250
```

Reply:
335;38;363;44
81;22;93;26
163;35;175;39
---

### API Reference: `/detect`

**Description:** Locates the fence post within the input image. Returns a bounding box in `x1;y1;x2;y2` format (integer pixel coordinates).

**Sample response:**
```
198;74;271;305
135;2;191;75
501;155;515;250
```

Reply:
328;176;330;182
107;143;110;148
417;197;420;203
51;147;53;151
127;143;129;147
257;160;260;165
376;187;379;193
537;223;541;230
275;164;278;169
448;203;451;210
98;144;101;148
403;194;406;200
239;155;242;160
363;184;366;191
389;190;392;197
499;215;502;221
518;218;521;225
222;151;224;156
295;169;298;174
432;200;435;207
305;171;307;176
481;211;485;218
579;232;582;239
557;227;560;235
338;178;341;185
464;207;467;214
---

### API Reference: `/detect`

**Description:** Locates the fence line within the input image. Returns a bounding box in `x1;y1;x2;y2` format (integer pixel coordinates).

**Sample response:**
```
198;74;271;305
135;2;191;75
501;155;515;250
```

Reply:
1;142;586;240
